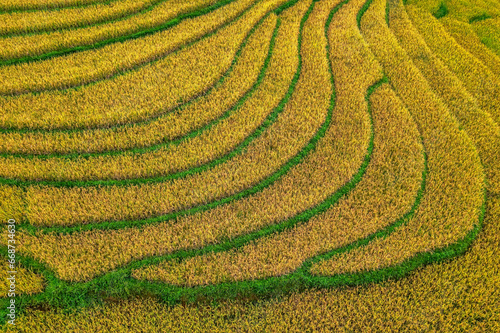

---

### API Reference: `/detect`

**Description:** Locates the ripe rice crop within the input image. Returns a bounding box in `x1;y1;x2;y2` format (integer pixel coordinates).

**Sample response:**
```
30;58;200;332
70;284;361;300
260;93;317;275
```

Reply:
7;193;500;332
0;0;284;129
0;0;498;330
0;0;117;11
0;0;155;35
131;81;425;285
0;0;222;64
0;14;277;181
0;10;274;155
388;0;500;195
17;0;318;280
310;0;485;274
406;5;500;127
439;18;500;76
473;18;500;55
0;262;44;297
409;0;500;23
0;0;260;97
0;185;23;223
406;0;500;56
19;2;321;227
130;0;390;286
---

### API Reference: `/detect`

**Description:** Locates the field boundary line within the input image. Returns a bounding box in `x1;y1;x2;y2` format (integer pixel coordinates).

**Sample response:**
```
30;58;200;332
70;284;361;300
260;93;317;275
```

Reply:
0;0;246;69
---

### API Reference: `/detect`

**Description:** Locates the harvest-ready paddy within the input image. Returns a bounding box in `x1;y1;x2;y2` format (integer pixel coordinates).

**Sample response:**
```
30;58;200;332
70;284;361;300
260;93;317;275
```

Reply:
0;0;498;330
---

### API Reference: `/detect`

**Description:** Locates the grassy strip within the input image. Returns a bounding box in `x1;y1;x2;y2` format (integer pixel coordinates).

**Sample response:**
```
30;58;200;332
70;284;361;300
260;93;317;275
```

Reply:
0;17;278;184
356;0;371;27
0;0;239;67
385;0;389;25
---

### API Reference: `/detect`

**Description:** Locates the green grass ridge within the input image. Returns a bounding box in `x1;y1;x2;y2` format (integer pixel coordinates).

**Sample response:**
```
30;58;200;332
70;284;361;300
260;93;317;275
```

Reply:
0;5;270;143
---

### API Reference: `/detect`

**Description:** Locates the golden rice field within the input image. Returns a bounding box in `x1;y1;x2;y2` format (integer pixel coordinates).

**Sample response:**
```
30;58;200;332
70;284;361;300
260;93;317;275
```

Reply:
0;0;499;331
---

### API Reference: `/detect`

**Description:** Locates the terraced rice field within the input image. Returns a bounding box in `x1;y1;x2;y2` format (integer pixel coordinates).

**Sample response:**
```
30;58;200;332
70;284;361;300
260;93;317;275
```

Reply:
0;0;498;331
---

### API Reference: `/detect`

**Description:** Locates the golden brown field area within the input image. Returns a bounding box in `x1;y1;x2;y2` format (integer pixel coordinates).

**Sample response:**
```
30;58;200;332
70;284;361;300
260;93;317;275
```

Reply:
0;0;499;331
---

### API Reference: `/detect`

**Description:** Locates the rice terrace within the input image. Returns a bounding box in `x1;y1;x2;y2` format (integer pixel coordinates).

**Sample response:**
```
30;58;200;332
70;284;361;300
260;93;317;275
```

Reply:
0;0;498;331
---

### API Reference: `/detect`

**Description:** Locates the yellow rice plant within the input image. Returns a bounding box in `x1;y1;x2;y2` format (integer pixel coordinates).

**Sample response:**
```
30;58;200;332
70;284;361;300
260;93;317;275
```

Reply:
0;11;273;155
0;0;255;96
10;195;500;331
130;0;385;285
132;82;425;286
0;0;279;129
0;186;24;224
2;0;499;330
0;0;155;35
442;0;499;22
19;0;307;226
473;18;500;56
404;0;439;13
0;0;260;96
311;0;485;275
388;0;500;195
0;0;109;11
406;5;500;127
406;0;500;56
0;262;44;297
0;15;277;180
0;0;220;62
16;0;319;282
439;17;500;76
